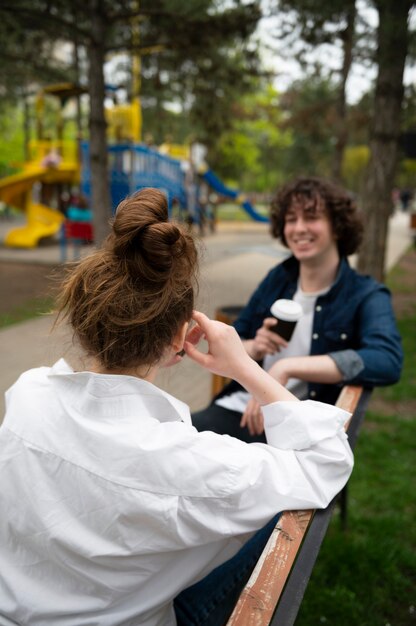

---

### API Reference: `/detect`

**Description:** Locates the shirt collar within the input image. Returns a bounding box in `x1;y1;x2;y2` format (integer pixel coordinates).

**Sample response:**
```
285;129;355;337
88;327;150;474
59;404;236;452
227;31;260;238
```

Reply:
282;255;350;295
48;359;191;425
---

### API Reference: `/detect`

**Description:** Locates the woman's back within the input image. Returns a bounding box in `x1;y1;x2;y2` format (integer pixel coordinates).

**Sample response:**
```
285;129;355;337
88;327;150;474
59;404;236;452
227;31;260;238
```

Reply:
0;189;354;626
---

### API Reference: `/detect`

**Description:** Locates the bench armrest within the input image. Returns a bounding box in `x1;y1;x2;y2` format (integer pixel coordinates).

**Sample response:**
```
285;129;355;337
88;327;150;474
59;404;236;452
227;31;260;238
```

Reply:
226;385;372;626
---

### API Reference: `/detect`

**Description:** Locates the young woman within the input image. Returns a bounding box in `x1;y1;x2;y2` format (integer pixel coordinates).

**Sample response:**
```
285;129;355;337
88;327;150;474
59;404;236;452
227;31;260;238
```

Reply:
193;177;403;442
0;188;353;626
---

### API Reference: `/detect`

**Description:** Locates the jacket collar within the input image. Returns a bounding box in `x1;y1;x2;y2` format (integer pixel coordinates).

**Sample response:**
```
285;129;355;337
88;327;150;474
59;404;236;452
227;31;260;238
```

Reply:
281;255;351;297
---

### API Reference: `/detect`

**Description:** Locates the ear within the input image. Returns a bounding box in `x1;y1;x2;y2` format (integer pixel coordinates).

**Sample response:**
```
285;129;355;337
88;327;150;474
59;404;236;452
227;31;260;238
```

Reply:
171;321;189;354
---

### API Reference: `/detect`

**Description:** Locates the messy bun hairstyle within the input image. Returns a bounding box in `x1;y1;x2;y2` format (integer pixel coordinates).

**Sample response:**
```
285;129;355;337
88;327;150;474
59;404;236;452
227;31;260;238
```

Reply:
57;188;198;371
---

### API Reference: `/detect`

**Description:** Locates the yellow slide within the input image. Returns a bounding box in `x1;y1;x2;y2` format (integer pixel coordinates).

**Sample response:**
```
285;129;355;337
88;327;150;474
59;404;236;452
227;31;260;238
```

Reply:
4;202;64;248
0;164;77;248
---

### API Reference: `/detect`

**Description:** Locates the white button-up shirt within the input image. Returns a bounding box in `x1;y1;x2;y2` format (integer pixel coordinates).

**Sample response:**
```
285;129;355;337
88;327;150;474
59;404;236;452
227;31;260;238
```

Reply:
0;359;353;626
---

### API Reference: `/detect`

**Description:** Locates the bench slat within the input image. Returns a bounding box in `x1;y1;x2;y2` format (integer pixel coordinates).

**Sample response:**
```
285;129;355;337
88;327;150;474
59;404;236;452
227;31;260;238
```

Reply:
227;385;367;626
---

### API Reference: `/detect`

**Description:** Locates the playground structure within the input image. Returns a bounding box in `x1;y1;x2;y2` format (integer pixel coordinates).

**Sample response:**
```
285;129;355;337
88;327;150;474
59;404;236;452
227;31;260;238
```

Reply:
0;83;81;248
0;144;79;248
199;167;268;223
80;141;268;226
0;82;268;249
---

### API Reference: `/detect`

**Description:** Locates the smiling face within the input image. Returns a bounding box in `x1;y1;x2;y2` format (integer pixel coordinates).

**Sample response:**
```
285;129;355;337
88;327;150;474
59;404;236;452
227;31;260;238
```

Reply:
283;194;339;265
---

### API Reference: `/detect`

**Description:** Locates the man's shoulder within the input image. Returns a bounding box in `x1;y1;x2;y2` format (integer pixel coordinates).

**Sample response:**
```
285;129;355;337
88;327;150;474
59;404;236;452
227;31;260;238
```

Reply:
263;255;297;283
338;260;385;296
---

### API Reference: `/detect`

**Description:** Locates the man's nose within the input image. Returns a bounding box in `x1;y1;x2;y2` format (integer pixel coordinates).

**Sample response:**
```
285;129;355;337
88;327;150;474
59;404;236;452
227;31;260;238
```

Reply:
293;217;307;230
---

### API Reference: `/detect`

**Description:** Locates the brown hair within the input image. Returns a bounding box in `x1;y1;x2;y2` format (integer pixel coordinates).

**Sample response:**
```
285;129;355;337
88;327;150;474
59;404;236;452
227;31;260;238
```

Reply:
57;188;198;371
270;177;363;256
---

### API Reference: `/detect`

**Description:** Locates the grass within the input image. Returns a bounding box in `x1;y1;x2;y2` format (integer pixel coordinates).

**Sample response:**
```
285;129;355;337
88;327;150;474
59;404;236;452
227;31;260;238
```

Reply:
0;296;55;329
296;409;416;625
296;254;416;626
216;202;269;221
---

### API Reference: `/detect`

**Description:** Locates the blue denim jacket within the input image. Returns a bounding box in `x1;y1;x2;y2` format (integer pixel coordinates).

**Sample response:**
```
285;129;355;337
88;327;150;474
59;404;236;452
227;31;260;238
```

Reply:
233;256;403;405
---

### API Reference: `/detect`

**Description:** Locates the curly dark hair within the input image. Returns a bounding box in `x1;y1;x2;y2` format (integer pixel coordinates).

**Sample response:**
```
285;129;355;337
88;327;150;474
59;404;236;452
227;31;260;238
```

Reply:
270;177;363;257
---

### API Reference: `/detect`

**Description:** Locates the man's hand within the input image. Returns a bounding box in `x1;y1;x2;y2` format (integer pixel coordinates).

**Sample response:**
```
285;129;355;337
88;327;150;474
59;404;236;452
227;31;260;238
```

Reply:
240;360;292;436
240;359;294;436
240;397;264;436
244;317;288;360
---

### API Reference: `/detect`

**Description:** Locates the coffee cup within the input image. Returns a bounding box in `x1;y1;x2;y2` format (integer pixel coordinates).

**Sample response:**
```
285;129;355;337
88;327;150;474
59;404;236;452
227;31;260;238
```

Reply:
270;299;303;341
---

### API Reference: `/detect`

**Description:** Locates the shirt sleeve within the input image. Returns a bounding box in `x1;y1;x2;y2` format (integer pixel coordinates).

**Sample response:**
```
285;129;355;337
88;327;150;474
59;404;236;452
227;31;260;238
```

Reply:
328;349;365;380
262;399;350;449
334;286;402;386
174;399;354;542
234;399;354;522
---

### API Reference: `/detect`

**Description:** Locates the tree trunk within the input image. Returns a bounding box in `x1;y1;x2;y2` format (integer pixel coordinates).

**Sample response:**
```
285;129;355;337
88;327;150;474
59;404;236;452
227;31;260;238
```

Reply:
331;0;356;182
23;93;31;162
73;40;83;139
357;0;412;281
88;0;111;247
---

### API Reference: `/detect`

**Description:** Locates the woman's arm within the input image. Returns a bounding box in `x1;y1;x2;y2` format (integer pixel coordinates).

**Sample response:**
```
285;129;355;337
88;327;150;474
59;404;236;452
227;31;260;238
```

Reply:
180;311;354;533
184;311;297;405
240;355;343;436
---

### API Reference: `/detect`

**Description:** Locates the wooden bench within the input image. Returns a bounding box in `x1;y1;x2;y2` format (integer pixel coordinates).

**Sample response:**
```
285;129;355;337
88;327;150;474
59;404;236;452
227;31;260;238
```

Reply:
212;307;372;625
226;384;371;625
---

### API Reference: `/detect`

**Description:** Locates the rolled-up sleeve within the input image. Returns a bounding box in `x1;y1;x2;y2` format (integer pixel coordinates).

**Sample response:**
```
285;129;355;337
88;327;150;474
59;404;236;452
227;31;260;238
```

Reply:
342;287;402;386
329;349;365;380
259;400;354;511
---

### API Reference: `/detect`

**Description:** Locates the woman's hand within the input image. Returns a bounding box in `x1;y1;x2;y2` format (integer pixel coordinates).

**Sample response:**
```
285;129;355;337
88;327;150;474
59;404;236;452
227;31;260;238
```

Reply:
163;323;204;368
184;311;253;381
245;317;288;360
186;311;299;406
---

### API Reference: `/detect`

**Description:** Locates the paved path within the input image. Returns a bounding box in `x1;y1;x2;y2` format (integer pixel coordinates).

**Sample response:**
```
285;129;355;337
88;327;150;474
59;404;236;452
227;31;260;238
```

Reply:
0;211;412;418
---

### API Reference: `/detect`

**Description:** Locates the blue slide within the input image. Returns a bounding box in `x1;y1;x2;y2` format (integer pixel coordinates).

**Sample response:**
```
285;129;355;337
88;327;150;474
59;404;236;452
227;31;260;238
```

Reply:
201;168;269;223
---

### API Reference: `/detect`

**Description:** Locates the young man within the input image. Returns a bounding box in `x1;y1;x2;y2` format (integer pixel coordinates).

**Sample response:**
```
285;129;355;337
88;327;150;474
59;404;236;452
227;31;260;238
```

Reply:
192;177;403;442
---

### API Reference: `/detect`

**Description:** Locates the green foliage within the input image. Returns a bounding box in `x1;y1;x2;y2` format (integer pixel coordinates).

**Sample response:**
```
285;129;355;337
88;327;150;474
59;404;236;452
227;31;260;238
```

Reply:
215;131;261;184
341;145;369;192
210;84;292;191
0;0;262;147
137;0;262;145
277;75;338;178
396;158;416;189
277;0;355;49
0;106;25;175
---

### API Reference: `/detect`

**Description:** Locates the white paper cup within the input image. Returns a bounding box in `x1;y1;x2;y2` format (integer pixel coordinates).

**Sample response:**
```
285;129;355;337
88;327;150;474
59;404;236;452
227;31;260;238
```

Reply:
270;299;303;341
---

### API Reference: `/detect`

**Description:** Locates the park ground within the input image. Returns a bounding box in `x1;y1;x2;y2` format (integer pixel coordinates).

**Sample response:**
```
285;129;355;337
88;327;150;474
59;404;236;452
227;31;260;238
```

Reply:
1;241;415;329
0;261;62;322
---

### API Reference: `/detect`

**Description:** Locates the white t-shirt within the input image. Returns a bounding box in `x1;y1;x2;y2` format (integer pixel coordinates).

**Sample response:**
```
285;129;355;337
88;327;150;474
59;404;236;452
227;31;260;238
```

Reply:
0;359;352;626
217;285;330;412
